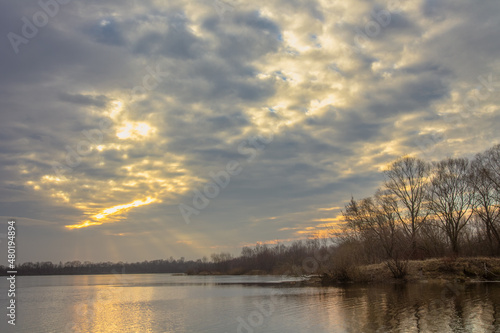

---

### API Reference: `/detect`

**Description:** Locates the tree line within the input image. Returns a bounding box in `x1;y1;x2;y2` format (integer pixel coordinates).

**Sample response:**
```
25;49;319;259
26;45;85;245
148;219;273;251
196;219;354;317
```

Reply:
0;258;200;276
0;239;333;276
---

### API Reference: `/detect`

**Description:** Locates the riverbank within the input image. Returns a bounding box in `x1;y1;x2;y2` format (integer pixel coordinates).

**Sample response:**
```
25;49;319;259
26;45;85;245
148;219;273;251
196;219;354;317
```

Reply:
319;257;500;285
7;257;499;284
188;257;500;287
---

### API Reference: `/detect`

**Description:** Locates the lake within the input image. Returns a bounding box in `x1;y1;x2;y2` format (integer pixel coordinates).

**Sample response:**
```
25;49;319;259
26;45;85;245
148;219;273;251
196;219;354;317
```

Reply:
1;274;499;332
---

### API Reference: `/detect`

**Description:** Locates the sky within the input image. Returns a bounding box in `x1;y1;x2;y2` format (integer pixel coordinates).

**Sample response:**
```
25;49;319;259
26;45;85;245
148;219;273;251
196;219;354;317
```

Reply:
0;0;499;263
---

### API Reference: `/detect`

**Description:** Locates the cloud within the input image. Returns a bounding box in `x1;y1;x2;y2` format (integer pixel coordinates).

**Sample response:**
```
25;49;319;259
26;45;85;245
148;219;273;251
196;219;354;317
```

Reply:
0;0;499;262
58;93;110;107
84;17;127;46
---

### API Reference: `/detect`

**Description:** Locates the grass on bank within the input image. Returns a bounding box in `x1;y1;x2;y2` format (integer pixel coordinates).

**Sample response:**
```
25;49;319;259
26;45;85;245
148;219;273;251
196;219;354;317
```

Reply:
320;257;500;285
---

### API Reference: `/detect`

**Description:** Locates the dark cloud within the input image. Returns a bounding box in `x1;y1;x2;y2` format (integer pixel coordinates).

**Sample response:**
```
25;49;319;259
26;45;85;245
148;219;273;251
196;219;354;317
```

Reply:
359;69;450;120
134;28;203;59
206;114;250;131
84;17;126;46
422;0;447;20
58;93;109;107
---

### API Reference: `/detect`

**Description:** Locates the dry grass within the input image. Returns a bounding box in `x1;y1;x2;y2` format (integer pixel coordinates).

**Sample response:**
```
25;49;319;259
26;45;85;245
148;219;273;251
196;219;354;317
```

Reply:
322;257;500;284
404;257;500;282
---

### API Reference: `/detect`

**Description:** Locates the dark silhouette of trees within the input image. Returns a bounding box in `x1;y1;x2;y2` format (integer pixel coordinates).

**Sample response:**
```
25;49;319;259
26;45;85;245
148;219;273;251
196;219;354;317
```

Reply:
427;158;474;255
337;146;500;279
470;146;500;254
0;258;204;276
383;156;430;257
343;190;410;278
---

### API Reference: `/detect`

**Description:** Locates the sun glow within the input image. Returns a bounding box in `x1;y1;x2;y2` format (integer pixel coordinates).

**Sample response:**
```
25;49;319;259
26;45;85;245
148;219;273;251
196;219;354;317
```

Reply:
109;100;123;119
116;122;154;139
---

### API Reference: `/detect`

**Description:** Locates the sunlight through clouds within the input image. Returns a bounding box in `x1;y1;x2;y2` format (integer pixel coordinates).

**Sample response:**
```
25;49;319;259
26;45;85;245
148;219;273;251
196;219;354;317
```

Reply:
116;122;155;140
66;197;158;229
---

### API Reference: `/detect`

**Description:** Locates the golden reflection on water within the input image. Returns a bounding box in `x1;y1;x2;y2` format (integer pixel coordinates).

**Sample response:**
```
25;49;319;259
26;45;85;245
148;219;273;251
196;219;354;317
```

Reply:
93;286;155;332
66;283;190;332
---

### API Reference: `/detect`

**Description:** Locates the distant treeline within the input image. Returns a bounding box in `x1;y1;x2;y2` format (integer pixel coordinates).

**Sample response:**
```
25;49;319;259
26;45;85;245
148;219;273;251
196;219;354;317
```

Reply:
0;258;200;276
0;239;331;276
189;238;332;276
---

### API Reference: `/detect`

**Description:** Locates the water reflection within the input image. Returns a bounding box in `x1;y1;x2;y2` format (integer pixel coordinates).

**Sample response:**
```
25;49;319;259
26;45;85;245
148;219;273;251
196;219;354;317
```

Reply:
4;275;500;332
331;283;500;332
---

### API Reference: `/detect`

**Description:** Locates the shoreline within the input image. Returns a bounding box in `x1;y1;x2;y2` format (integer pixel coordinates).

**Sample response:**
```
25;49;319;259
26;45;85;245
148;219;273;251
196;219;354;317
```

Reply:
191;257;500;287
3;257;500;285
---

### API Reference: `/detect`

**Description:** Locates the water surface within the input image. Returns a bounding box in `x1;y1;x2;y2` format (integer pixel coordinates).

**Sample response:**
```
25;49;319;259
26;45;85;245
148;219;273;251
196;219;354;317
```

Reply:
1;274;499;332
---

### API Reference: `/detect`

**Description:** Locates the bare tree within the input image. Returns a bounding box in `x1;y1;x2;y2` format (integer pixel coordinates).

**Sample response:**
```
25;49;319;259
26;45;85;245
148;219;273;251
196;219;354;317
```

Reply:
343;190;409;278
479;144;500;193
470;150;500;254
383;156;430;256
427;158;474;255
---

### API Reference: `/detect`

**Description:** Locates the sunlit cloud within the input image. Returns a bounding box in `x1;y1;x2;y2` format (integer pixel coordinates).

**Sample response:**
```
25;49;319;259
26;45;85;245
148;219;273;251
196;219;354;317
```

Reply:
293;214;345;238
66;197;158;229
116;122;155;140
313;218;341;222
318;206;342;211
239;237;304;248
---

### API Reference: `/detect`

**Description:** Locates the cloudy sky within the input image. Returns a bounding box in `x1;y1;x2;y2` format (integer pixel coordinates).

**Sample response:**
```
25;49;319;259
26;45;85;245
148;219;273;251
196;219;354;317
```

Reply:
1;0;499;263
